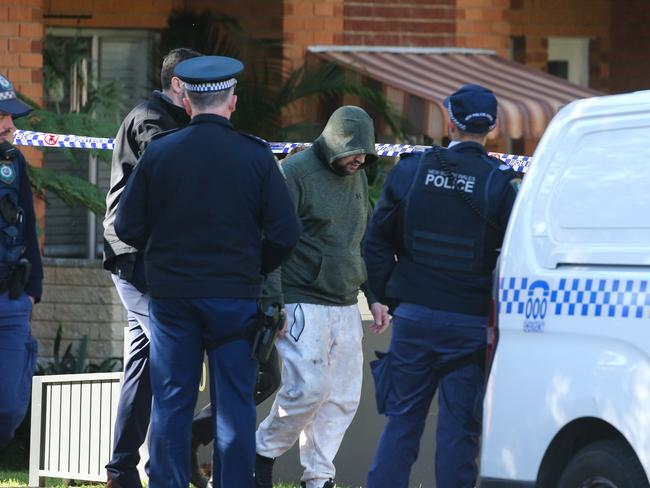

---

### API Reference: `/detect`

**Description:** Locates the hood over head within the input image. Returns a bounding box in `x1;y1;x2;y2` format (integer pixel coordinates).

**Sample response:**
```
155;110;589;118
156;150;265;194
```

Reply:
313;106;378;171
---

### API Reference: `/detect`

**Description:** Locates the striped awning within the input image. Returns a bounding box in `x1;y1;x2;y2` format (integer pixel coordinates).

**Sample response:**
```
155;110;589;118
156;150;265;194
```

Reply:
308;46;602;140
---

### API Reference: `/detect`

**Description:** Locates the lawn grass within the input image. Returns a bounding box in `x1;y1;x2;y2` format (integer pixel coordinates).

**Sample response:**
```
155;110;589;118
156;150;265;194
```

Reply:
0;470;306;488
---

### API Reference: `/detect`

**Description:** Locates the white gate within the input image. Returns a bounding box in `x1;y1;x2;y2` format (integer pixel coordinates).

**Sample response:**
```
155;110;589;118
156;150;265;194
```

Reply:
28;373;122;487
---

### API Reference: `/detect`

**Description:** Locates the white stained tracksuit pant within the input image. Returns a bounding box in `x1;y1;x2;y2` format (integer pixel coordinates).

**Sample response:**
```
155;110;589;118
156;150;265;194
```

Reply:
256;303;363;488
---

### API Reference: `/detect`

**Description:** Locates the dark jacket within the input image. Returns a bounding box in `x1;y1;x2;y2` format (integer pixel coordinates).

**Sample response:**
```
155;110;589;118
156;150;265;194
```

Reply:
364;142;517;316
264;106;378;307
0;144;43;301
114;113;301;299
103;91;190;269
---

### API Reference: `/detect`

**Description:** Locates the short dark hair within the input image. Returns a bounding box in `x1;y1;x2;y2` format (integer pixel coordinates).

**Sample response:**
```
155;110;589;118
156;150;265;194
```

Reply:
160;48;201;90
455;126;489;140
186;87;234;111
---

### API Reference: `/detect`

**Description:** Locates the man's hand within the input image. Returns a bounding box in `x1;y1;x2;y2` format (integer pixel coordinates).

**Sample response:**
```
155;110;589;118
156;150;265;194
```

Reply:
369;302;391;334
277;307;288;338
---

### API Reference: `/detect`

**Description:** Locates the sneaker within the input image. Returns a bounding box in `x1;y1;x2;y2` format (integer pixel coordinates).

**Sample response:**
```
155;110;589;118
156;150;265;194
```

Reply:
255;454;275;488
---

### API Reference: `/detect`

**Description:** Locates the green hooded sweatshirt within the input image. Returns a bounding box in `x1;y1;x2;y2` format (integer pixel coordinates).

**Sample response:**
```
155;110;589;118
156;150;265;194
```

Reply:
263;106;378;307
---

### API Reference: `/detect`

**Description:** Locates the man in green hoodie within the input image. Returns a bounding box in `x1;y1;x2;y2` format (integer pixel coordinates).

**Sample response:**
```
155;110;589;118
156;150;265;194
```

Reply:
255;106;390;488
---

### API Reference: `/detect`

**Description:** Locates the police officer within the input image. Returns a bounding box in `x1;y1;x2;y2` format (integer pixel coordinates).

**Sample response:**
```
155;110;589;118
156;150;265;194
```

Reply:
114;56;301;488
102;47;203;488
364;84;518;488
0;74;44;447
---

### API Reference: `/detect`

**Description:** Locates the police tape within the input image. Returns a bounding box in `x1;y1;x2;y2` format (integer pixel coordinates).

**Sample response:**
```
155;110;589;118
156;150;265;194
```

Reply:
12;129;531;173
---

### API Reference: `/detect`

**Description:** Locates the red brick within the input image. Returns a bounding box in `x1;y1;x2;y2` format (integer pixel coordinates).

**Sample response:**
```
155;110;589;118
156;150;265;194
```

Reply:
31;69;42;84
345;4;453;20
9;6;31;21
0;22;20;36
0;7;7;20
9;38;31;52
314;3;334;16
6;68;30;83
303;17;325;31
291;1;314;17
19;22;42;37
18;83;42;101
283;16;304;31
0;52;19;68
322;16;343;30
20;52;42;68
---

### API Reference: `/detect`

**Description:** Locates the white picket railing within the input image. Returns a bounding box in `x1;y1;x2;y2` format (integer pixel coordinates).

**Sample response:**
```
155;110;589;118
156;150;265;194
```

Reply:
28;373;123;487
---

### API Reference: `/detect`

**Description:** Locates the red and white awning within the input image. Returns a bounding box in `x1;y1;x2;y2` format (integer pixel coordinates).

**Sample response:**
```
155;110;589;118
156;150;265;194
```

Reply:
309;46;602;140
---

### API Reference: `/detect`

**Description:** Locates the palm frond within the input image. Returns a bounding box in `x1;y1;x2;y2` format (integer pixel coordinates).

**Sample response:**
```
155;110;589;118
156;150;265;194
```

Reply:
28;166;106;216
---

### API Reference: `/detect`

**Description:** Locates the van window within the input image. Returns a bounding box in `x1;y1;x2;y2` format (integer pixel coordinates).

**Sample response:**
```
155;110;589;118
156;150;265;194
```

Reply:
532;116;650;267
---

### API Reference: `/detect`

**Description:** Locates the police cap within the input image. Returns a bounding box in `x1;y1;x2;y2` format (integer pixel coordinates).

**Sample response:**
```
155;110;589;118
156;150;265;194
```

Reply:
174;56;244;93
444;84;497;134
0;74;32;118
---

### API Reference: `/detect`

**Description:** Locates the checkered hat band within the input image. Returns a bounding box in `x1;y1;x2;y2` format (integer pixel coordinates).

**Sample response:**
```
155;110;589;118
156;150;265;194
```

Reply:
0;90;16;101
184;78;237;93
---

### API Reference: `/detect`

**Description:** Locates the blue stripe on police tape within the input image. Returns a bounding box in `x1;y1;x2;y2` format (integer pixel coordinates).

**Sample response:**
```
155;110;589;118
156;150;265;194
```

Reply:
12;129;531;172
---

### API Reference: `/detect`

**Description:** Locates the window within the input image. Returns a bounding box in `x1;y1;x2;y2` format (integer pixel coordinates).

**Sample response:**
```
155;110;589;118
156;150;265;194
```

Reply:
44;28;158;258
510;36;526;64
547;37;590;87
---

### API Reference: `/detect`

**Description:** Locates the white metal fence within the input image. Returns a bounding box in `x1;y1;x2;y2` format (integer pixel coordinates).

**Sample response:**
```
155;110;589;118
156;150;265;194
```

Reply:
28;373;123;487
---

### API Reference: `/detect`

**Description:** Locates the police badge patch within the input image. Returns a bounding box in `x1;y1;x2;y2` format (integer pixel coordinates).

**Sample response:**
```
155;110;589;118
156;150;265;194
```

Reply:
0;163;15;184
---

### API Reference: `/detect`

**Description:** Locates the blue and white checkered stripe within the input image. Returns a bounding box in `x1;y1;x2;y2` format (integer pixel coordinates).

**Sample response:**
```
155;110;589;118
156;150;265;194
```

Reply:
14;130;114;150
0;90;16;101
184;78;237;92
500;277;650;319
11;130;533;170
490;152;530;173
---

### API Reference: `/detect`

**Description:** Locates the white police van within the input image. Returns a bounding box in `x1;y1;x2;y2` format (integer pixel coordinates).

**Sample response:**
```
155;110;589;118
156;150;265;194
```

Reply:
478;90;650;488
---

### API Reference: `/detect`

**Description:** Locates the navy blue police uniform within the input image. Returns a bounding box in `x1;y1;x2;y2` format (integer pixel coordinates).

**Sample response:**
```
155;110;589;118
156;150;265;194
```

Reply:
0;74;43;447
114;56;301;488
364;84;518;488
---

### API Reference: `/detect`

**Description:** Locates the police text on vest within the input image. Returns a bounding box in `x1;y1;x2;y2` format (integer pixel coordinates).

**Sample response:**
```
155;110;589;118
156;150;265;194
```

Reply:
424;169;475;193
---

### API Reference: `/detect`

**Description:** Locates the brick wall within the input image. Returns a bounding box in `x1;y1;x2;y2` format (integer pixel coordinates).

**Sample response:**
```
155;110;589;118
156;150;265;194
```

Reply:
0;0;45;234
44;0;175;28
508;0;611;92
456;0;510;55
31;258;126;366
610;0;650;94
343;0;456;47
283;0;343;71
46;0;283;35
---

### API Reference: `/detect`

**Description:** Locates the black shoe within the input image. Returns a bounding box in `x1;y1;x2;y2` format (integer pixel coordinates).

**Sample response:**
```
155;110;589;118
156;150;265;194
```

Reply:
300;480;335;488
190;437;209;488
255;454;275;488
105;473;123;488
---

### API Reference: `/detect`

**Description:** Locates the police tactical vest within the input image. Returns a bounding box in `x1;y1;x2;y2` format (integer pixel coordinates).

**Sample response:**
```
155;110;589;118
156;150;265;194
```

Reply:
0;143;25;279
401;147;505;276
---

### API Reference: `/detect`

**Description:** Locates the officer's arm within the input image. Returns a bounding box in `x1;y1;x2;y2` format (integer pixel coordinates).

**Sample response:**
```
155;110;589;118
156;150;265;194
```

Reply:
114;154;150;250
360;204;379;307
364;160;412;302
497;173;520;229
18;155;43;302
260;156;301;275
